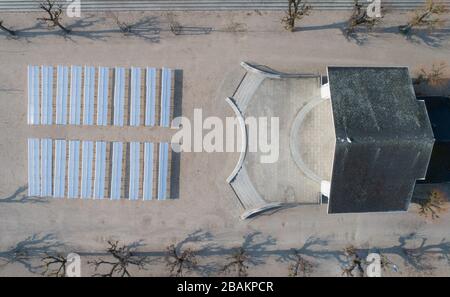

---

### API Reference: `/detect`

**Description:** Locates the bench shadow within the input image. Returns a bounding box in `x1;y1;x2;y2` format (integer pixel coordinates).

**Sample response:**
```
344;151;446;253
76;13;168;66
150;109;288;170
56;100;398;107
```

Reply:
169;69;183;200
171;26;213;36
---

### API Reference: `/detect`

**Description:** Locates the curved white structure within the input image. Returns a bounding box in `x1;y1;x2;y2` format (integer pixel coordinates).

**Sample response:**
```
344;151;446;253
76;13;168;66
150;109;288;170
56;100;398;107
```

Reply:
225;97;247;184
289;97;330;184
227;62;321;219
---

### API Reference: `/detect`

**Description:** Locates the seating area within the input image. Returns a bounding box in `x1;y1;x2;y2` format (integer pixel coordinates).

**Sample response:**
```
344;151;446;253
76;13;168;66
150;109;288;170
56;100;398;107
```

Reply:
227;62;323;219
27;65;173;127
27;138;172;200
26;64;177;201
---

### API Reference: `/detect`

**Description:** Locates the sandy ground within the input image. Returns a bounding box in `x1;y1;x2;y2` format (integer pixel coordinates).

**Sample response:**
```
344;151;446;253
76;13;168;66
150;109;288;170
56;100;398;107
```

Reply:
0;10;450;276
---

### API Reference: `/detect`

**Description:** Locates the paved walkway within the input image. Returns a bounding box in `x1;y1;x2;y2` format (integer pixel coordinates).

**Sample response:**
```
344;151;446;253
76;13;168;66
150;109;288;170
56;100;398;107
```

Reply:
0;0;445;12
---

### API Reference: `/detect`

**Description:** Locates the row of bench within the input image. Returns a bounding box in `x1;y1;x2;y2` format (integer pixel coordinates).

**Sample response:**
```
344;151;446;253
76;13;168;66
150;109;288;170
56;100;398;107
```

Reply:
27;65;173;127
27;138;171;200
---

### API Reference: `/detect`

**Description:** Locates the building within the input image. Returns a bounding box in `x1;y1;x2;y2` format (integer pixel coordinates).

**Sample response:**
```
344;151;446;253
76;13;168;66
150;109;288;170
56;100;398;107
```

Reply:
227;63;437;218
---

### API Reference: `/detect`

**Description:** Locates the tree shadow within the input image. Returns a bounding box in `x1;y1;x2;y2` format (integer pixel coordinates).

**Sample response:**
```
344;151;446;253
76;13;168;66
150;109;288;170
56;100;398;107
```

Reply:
275;236;333;265
297;19;450;47
294;21;373;45
398;233;450;272
2;230;449;276
374;25;450;48
174;229;219;276
122;16;161;42
5;16;108;42
403;28;450;48
0;185;49;204
2;15;161;43
238;231;277;268
295;21;347;33
64;15;110;41
174;229;215;252
343;28;371;45
0;233;64;274
332;233;450;274
160;230;279;276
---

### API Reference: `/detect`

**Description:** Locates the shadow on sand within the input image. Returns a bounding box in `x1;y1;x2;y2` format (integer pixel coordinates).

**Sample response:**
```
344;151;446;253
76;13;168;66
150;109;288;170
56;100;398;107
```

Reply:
1;229;449;276
1;15;161;43
0;185;49;204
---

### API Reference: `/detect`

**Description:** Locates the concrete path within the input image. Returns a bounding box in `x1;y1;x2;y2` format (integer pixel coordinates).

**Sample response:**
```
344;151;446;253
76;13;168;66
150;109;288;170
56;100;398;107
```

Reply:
0;0;447;12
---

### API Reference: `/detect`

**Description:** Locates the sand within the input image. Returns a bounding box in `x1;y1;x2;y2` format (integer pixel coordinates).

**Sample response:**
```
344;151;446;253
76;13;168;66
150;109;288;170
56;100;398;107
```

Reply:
0;10;449;276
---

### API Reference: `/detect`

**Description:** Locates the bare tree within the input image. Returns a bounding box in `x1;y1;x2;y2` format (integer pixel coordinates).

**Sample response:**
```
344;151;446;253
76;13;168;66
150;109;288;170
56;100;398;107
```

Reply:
165;244;197;277
221;247;249;277
288;249;315;277
38;0;71;34
281;0;312;32
415;62;447;87
89;240;148;277
341;246;365;277
344;0;381;38
379;253;399;273
341;246;399;277
399;0;448;35
0;20;16;36
417;189;448;220
166;12;182;35
108;12;133;34
41;253;67;277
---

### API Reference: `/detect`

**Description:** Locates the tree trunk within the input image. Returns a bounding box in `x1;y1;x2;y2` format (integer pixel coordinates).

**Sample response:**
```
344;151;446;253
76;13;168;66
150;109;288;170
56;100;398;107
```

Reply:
55;21;71;33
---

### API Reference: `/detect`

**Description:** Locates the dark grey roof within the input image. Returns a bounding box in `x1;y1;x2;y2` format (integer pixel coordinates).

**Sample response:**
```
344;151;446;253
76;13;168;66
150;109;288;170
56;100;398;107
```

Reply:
327;67;435;214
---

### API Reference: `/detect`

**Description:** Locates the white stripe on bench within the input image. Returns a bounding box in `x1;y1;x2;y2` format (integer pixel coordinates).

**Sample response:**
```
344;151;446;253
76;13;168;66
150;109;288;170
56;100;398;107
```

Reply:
143;142;154;200
40;138;52;196
160;68;172;127
145;68;156;126
67;140;80;198
56;66;69;125
69;66;82;125
93;141;106;199
83;66;96;125
53;139;66;198
41;66;53;125
27;66;40;125
97;67;109;126
113;67;125;126
130;67;141;126
128;142;140;200
27;138;40;196
110;142;123;200
81;140;94;199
